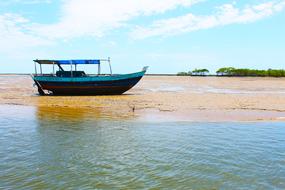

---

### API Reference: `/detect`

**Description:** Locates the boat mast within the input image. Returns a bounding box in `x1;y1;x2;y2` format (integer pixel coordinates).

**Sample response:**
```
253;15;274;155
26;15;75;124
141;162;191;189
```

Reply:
70;60;73;77
108;57;112;75
53;61;55;76
40;64;42;75
98;62;101;75
34;60;37;75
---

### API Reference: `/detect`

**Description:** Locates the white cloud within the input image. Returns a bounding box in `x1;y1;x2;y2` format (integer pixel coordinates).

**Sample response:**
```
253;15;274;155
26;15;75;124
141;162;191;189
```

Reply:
131;0;285;39
0;0;202;54
33;0;202;39
0;0;284;54
0;14;52;54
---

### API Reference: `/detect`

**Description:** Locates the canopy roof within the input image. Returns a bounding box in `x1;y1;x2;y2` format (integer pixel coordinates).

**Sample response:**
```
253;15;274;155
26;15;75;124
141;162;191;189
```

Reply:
34;59;101;65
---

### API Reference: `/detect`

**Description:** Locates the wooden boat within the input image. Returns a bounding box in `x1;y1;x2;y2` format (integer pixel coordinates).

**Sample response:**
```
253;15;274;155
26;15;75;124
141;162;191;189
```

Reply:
31;58;148;95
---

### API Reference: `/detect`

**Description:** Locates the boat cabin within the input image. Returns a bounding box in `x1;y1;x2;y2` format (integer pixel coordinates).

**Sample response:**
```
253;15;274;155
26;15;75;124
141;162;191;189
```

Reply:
33;58;113;77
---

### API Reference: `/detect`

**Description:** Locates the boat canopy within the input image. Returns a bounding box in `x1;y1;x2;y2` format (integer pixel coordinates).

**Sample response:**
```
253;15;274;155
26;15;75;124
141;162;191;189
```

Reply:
34;59;101;65
33;58;112;76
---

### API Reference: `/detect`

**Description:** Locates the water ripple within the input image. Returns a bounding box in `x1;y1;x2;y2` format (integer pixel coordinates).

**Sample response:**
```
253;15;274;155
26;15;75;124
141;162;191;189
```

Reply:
0;106;285;189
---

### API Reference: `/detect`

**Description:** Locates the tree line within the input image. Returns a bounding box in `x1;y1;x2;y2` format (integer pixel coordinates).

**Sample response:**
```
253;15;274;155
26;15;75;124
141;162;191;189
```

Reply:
177;68;209;76
178;67;285;77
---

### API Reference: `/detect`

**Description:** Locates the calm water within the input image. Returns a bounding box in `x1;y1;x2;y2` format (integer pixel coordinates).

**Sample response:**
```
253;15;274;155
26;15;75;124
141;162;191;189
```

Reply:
0;105;285;189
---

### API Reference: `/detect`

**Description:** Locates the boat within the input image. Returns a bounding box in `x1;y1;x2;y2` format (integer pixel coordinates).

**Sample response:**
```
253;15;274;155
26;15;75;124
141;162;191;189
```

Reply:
31;58;148;95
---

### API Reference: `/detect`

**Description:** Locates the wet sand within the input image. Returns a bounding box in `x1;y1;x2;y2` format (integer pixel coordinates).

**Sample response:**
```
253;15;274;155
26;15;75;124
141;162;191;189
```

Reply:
1;75;285;121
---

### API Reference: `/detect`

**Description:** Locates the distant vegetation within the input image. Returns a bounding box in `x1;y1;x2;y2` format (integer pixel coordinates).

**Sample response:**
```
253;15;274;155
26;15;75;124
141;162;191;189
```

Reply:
177;69;209;76
177;72;191;76
216;67;285;77
192;69;209;76
177;67;285;77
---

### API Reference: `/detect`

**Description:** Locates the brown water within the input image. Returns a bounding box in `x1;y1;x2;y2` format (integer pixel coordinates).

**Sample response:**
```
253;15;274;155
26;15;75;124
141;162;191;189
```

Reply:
0;104;285;189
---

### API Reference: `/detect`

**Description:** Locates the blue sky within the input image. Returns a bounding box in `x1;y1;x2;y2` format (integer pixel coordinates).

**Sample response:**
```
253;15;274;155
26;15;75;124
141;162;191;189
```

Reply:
0;0;285;74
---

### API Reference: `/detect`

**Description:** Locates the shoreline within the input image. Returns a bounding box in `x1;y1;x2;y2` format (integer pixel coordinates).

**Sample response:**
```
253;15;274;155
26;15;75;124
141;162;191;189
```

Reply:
2;73;285;78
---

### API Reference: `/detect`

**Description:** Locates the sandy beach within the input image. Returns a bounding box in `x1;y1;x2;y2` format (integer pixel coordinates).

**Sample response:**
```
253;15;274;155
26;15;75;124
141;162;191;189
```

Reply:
1;75;285;122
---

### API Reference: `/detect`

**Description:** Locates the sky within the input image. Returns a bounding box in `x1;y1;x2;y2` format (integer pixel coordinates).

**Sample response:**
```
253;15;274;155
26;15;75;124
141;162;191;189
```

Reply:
0;0;285;74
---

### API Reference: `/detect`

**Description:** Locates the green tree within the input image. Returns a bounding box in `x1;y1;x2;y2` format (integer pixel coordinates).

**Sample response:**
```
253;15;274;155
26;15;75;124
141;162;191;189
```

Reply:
216;67;235;76
192;68;209;76
216;67;285;77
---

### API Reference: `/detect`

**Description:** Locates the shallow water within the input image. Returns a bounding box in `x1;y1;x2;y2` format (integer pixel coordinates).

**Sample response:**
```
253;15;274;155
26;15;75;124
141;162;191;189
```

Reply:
0;105;285;189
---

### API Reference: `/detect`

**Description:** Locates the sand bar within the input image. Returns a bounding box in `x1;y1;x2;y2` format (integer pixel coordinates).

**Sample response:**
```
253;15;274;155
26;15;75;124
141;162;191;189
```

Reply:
1;75;285;121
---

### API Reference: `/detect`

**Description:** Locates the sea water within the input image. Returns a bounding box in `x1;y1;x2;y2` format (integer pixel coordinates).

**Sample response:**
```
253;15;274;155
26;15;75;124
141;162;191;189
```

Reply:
0;105;284;189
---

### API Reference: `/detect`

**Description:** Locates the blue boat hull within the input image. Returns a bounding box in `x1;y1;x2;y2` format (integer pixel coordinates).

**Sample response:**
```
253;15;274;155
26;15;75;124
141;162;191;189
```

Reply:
32;70;146;95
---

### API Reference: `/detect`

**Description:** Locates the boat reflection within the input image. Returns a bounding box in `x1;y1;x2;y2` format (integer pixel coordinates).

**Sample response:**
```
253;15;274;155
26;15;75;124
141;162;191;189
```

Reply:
33;104;143;188
36;105;136;125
